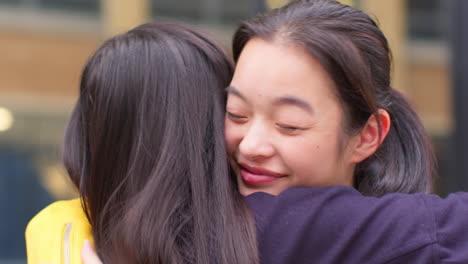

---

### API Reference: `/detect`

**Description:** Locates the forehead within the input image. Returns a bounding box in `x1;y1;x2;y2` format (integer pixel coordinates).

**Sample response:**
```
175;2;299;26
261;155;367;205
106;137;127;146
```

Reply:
231;38;337;99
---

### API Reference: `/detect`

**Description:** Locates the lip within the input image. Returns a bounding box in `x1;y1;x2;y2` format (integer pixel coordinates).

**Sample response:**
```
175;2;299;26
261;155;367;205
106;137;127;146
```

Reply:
238;163;286;185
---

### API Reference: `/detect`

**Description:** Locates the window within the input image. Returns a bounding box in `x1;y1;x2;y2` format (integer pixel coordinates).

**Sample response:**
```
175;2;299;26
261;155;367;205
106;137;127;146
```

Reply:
151;0;252;26
407;0;449;40
0;0;99;14
40;0;99;13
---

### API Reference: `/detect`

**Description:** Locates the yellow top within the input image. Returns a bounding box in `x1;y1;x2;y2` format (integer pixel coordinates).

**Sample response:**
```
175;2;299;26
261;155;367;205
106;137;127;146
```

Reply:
25;199;93;264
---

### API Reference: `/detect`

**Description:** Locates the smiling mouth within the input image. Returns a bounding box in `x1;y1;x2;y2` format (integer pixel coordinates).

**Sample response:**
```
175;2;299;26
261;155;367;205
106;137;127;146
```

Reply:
238;163;286;185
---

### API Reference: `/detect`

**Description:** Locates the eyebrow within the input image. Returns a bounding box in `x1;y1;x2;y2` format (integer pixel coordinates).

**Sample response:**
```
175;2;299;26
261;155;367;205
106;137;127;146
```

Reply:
274;96;314;114
226;86;246;101
226;86;314;114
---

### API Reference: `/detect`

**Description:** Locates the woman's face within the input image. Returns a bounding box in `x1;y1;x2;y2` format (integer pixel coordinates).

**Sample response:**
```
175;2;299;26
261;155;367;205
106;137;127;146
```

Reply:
225;38;360;196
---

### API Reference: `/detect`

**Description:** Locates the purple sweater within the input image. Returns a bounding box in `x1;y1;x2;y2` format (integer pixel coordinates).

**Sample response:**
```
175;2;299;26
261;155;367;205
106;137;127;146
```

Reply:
245;186;468;264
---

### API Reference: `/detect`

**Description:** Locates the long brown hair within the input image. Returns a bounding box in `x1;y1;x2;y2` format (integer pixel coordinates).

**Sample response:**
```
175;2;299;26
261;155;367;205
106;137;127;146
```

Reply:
233;0;435;196
63;22;258;263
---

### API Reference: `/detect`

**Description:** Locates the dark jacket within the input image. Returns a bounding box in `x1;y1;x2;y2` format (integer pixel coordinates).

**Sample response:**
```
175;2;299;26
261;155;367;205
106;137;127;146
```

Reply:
246;186;468;264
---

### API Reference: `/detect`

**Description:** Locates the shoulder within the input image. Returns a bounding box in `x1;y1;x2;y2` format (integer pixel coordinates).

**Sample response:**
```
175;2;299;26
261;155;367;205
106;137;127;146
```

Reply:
25;199;92;264
26;198;87;234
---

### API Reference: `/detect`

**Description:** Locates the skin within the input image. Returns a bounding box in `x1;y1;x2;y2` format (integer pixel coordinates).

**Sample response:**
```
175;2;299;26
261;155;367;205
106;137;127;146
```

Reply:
225;38;390;196
81;240;100;264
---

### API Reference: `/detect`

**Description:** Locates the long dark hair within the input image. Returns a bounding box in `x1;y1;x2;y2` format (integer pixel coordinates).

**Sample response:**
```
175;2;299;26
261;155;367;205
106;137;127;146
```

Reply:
63;22;258;263
233;0;435;196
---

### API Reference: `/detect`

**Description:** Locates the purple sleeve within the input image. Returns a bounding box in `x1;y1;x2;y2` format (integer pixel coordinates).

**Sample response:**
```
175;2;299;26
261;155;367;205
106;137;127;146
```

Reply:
424;192;468;262
245;186;447;264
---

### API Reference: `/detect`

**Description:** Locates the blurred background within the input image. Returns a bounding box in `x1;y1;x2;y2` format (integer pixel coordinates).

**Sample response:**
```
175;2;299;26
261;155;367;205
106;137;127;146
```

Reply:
0;0;465;262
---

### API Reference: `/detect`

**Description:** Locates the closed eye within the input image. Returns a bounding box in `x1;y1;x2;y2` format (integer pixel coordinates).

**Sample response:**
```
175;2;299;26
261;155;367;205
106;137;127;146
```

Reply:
226;112;247;121
277;124;300;131
276;124;307;134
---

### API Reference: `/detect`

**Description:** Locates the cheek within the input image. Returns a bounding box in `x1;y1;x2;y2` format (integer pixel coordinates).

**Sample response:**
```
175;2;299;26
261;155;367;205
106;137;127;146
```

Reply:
280;136;342;184
282;140;325;172
224;120;239;154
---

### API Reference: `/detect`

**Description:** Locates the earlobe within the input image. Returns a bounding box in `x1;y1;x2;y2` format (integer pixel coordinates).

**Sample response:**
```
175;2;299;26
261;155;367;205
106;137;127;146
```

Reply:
350;109;391;163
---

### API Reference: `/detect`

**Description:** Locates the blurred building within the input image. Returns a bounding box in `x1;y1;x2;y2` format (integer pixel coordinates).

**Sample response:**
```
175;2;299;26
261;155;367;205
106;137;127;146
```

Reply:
0;0;454;262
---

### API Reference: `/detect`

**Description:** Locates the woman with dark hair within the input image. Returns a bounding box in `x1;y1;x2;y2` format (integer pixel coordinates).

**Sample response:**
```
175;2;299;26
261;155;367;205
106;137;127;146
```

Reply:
26;21;258;264
223;1;468;263
226;0;434;197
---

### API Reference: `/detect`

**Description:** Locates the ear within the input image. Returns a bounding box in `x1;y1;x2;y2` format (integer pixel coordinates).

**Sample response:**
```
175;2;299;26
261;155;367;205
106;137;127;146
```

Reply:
349;109;391;164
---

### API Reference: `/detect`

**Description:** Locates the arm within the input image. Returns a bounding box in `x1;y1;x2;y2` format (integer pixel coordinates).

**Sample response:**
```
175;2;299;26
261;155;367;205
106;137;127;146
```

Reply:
246;186;439;264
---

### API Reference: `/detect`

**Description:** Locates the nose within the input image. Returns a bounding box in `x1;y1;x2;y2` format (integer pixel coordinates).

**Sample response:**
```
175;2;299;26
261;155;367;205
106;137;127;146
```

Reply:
238;120;275;161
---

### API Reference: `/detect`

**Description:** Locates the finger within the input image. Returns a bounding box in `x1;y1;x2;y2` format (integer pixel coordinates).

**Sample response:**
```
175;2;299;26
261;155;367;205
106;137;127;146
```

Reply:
81;240;103;264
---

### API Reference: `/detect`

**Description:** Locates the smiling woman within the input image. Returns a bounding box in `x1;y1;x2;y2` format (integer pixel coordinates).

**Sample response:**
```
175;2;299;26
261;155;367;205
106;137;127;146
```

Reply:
228;0;435;197
225;38;359;195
